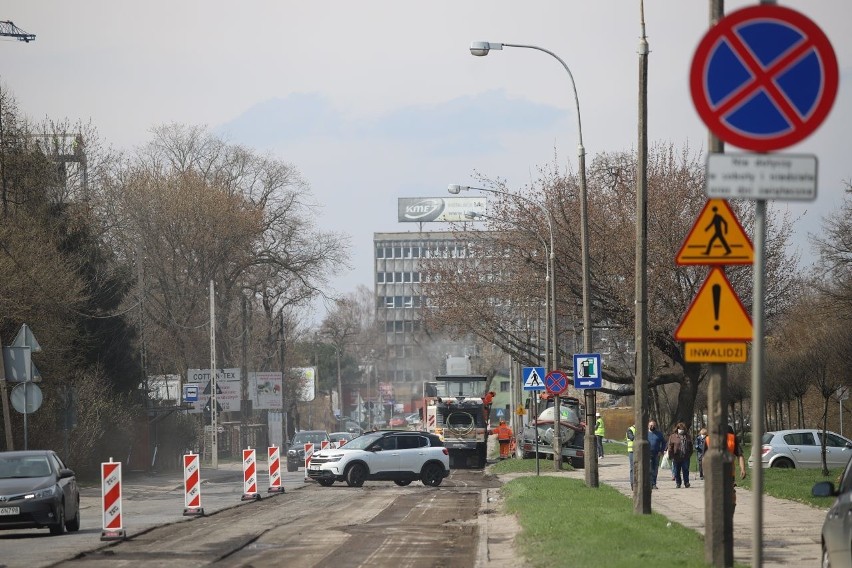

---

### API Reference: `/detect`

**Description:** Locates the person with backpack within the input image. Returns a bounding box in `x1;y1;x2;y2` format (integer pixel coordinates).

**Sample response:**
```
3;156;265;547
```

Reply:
667;421;694;488
694;427;708;480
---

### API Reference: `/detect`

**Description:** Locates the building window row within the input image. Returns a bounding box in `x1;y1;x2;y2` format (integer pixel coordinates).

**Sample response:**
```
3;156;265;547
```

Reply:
379;296;423;309
375;244;470;260
376;246;422;259
385;320;423;333
377;271;421;284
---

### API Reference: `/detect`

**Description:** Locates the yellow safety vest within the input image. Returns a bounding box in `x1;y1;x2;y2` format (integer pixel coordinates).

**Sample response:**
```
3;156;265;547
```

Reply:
626;425;636;452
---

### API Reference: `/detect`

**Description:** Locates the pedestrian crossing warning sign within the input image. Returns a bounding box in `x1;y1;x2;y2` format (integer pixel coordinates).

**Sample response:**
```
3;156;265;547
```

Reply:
522;367;546;391
676;199;753;265
675;267;753;342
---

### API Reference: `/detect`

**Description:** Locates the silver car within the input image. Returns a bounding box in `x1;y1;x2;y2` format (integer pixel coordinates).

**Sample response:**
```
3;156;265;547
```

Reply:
813;456;852;568
750;429;852;469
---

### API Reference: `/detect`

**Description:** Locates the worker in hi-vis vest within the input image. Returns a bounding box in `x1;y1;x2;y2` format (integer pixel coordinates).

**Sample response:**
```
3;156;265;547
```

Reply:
492;419;513;459
706;425;747;510
594;413;606;459
626;424;636;489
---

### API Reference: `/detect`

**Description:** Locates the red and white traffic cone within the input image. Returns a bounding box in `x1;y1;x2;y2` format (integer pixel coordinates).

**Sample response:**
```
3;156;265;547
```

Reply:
303;443;314;482
100;458;126;541
241;447;261;501
267;445;285;493
183;452;204;515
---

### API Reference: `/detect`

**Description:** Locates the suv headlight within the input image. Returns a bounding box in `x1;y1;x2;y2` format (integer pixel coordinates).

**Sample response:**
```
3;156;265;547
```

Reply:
325;454;343;462
287;449;296;456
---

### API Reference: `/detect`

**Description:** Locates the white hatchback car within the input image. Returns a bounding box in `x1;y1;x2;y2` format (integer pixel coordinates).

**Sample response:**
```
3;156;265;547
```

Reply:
750;429;852;469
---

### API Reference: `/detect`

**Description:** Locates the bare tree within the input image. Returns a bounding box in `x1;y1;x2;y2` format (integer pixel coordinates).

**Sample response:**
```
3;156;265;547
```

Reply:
98;124;350;379
424;144;801;428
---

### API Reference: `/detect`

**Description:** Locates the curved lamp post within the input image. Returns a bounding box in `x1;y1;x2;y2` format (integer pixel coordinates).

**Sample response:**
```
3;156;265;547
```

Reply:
450;184;555;372
467;41;595;484
466;209;548;471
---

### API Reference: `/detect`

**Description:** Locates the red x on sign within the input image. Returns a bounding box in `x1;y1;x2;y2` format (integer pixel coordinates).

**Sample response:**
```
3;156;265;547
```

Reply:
690;5;838;151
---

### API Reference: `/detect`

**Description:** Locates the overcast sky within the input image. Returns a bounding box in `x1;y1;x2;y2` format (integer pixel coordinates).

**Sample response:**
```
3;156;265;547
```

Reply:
3;1;850;322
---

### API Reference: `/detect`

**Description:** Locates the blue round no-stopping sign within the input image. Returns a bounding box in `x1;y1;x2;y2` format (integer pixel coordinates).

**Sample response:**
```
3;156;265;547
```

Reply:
690;5;838;151
545;371;569;396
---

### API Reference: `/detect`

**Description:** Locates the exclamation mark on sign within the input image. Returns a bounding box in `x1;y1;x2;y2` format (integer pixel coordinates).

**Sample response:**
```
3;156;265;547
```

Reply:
712;283;721;331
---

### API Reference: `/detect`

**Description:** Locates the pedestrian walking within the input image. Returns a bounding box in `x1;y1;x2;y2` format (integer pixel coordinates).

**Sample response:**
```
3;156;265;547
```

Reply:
626;424;636;489
647;420;666;489
594;413;605;459
695;427;708;480
492;419;513;459
667;421;694;488
706;425;747;511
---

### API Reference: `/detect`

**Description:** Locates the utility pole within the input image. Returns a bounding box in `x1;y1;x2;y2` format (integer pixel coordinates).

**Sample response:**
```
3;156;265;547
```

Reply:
0;334;13;450
634;0;651;515
335;346;343;419
279;312;288;447
0;20;37;437
241;295;249;450
210;280;218;470
704;2;733;565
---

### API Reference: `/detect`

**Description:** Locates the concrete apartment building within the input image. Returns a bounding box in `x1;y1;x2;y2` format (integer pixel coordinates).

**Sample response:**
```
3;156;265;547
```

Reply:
372;230;478;413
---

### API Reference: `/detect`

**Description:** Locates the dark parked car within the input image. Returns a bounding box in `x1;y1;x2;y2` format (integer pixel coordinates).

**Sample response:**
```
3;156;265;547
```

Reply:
286;430;330;472
0;450;81;535
813;452;852;567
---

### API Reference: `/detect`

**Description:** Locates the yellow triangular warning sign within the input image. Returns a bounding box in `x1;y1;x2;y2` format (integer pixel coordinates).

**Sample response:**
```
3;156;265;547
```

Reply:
676;199;753;265
675;267;753;342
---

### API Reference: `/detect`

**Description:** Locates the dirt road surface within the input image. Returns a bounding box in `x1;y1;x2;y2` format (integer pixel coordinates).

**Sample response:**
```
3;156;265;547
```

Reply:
5;468;506;568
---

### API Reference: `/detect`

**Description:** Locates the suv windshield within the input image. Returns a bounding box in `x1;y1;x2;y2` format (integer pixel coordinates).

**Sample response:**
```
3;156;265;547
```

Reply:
291;431;328;446
338;432;383;450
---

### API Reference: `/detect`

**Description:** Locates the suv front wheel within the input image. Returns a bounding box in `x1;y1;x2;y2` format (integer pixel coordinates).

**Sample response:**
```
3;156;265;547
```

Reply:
346;463;367;487
420;463;445;487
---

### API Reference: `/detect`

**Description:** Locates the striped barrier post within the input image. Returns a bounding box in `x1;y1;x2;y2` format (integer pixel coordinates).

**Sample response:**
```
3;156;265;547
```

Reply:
303;443;314;481
321;440;330;452
241;447;261;501
267;445;284;493
100;458;126;541
339;438;347;447
183;453;204;516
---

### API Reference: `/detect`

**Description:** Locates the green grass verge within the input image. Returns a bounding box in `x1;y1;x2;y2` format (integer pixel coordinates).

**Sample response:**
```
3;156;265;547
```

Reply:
490;457;574;475
739;466;843;508
604;441;628;455
502;476;737;568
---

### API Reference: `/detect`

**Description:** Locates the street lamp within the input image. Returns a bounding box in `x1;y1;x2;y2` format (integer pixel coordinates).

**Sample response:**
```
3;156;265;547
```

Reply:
465;208;548;472
451;183;564;466
450;184;555;372
467;40;594;484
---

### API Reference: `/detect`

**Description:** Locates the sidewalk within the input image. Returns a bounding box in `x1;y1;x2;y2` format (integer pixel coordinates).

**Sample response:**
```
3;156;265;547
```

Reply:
481;454;825;566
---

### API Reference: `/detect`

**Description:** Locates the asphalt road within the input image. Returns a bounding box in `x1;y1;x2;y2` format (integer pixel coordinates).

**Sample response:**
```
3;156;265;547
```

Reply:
0;465;500;568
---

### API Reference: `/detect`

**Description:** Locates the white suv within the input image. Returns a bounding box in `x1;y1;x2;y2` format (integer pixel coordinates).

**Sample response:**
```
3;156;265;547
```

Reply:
307;430;450;487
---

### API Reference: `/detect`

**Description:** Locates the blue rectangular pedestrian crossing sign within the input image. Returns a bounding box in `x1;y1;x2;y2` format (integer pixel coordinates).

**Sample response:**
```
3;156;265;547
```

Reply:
573;354;602;390
522;367;546;391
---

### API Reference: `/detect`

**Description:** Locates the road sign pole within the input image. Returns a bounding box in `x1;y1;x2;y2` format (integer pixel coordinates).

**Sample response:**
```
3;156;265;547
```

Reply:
751;198;767;568
0;335;13;451
534;395;539;476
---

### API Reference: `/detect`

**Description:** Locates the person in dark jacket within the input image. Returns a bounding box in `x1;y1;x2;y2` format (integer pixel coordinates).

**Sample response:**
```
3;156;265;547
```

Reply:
694;427;708;480
667;421;694;488
647;420;666;489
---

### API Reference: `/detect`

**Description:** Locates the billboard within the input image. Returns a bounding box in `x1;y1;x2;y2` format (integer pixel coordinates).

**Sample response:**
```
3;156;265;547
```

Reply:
186;368;241;413
398;197;486;223
249;371;283;410
292;367;316;402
